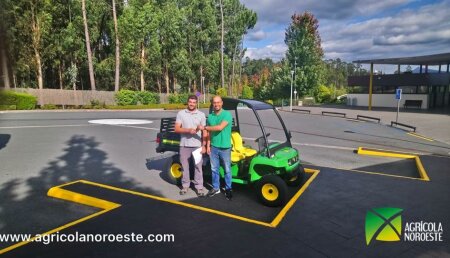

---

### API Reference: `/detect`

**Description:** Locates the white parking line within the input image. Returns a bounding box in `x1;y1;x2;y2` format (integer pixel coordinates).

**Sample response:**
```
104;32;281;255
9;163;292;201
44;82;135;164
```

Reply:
112;125;160;131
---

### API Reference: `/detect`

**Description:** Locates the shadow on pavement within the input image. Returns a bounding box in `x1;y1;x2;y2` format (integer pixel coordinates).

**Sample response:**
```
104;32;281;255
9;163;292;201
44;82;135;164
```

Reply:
0;134;10;150
0;135;160;249
354;159;419;178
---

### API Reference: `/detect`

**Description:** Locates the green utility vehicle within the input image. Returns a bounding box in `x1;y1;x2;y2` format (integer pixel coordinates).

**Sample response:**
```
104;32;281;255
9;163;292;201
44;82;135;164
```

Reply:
156;98;305;206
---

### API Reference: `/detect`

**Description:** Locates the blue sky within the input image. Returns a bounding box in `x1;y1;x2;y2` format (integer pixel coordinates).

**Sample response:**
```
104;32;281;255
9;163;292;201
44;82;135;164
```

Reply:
241;0;450;72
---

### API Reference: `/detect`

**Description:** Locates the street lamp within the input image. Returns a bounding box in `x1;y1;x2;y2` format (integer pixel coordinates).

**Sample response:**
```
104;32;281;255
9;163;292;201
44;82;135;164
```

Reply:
290;70;294;111
201;76;205;104
293;57;298;105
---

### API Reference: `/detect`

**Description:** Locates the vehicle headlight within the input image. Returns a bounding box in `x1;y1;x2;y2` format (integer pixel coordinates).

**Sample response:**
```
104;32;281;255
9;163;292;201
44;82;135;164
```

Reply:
288;156;298;166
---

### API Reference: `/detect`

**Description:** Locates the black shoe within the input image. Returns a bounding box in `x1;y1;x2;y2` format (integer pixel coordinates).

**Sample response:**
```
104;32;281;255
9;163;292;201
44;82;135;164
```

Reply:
207;188;220;197
225;189;232;200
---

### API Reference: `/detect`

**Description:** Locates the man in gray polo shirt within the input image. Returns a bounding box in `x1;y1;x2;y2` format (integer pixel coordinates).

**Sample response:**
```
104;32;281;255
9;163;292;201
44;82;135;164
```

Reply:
174;95;207;197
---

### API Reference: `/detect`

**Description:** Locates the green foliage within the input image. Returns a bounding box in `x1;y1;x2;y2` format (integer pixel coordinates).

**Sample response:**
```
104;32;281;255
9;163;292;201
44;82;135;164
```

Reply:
115;90;138;105
215;87;227;97
0;105;16;110
41;104;58;110
137;91;160;105
323;58;368;88
301;97;316;106
1;0;257;94
314;85;332;103
285;12;324;97
241;85;253;99
0;91;37;110
89;99;106;109
168;93;190;104
115;90;160;105
265;100;273;105
106;103;209;110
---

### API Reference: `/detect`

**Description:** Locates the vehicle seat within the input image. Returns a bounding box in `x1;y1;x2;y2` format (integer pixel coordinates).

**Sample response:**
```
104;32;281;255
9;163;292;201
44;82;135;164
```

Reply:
231;151;245;163
231;132;257;157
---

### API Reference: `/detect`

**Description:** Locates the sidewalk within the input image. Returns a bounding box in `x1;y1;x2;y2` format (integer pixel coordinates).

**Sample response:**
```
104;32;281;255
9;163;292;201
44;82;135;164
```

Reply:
281;105;450;145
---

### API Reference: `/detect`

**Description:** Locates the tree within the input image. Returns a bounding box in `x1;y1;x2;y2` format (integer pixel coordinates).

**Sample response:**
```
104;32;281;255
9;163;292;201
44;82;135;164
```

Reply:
219;0;224;90
285;12;324;97
81;0;96;90
222;0;256;96
112;0;120;92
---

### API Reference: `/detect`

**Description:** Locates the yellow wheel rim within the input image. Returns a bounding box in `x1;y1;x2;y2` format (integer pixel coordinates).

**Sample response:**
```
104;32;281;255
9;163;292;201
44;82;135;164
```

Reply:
170;163;182;179
261;183;279;201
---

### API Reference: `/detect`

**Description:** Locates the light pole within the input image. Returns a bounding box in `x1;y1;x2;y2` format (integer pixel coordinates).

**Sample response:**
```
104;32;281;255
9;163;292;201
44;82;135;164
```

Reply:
201;76;205;104
290;70;294;111
294;57;297;102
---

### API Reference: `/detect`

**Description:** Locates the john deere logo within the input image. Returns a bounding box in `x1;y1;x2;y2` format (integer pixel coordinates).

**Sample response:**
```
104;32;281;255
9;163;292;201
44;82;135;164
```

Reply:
365;207;403;245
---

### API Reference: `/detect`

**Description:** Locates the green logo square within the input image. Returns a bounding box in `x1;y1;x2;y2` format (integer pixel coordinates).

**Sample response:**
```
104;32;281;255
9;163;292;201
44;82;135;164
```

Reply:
365;207;403;245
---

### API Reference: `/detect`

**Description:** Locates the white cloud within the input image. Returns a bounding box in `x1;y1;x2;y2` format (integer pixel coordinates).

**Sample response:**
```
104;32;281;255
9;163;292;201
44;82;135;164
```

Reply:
247;30;267;41
243;0;450;62
242;0;413;25
245;44;287;60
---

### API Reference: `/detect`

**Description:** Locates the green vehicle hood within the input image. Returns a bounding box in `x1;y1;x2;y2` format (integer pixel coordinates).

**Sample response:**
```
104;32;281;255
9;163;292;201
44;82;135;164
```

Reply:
272;146;298;159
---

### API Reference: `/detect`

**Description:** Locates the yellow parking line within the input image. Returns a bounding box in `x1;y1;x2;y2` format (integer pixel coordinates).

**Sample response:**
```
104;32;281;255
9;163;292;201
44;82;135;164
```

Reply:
0;185;120;256
77;180;274;228
271;169;320;227
0;169;320;255
315;164;425;181
407;132;434;142
357;147;430;181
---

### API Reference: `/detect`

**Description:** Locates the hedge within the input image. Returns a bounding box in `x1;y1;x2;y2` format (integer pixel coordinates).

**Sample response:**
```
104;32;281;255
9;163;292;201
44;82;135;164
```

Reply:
115;90;160;106
0;91;37;110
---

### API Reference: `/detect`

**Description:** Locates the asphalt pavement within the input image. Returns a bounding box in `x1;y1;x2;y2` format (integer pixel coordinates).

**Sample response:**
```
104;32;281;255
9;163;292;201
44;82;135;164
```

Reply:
0;109;449;257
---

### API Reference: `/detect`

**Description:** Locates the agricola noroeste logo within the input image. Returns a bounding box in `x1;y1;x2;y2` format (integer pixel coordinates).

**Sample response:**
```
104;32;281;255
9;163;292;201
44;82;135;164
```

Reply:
365;207;403;245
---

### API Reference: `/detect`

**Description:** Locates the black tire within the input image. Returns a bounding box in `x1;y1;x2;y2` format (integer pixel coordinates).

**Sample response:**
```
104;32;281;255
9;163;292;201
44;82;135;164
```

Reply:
163;154;183;185
256;175;288;207
286;164;305;187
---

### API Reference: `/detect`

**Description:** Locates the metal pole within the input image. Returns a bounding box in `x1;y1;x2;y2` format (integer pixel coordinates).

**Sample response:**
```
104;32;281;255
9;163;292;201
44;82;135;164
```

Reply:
290;70;294;111
369;62;374;111
294;57;297;101
202;76;205;104
396;99;400;123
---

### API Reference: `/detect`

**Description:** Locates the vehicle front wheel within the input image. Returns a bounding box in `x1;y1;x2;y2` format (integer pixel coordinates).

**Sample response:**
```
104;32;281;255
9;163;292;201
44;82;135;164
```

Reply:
163;155;183;185
286;164;305;187
256;175;288;207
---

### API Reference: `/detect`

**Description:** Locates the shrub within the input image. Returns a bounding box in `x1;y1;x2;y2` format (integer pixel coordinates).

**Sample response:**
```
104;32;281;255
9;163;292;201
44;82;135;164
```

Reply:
168;93;189;104
90;99;106;109
115;90;138;105
241;85;253;99
41;104;57;110
178;93;189;104
315;85;331;103
0;91;37;110
302;97;316;106
215;87;227;97
265;100;274;105
0;105;16;110
137;91;159;105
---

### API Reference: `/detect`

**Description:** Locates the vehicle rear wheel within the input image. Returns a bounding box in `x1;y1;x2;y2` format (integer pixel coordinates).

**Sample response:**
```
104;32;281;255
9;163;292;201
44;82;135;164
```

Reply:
286;164;305;187
163;155;182;185
256;175;288;207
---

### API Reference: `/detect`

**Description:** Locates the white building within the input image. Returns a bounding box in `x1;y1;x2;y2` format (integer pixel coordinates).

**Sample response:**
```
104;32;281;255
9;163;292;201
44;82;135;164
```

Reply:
347;53;450;110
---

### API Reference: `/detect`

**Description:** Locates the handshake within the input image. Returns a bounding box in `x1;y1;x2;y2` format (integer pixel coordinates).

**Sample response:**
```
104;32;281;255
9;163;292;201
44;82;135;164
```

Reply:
187;125;207;135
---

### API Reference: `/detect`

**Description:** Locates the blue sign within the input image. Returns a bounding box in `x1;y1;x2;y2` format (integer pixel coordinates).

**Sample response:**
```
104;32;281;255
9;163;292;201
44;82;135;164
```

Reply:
395;89;402;100
195;91;201;97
